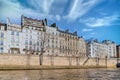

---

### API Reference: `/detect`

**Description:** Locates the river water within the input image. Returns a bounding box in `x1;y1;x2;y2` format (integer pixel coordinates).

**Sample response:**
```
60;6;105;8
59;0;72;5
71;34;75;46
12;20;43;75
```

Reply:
0;68;120;80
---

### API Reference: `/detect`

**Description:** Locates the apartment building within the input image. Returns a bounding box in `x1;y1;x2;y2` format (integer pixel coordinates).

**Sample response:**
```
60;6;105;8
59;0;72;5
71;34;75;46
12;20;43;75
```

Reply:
0;15;87;57
87;40;117;58
117;45;120;58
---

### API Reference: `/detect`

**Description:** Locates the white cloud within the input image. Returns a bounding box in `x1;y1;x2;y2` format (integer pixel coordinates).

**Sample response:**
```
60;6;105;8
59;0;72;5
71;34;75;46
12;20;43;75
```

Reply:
65;0;101;21
90;32;95;35
56;15;61;21
80;14;119;27
0;0;23;23
0;0;62;23
27;0;54;14
43;0;54;14
82;28;93;32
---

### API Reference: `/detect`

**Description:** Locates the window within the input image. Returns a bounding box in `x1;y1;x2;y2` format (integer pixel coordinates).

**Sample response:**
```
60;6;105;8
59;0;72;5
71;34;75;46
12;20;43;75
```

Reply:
37;42;39;46
56;41;58;44
16;44;19;46
11;31;14;35
52;45;54;48
48;44;50;47
0;33;4;38
30;30;32;33
26;29;28;33
52;32;54;34
30;35;32;39
29;41;32;45
1;26;4;30
37;32;39;35
37;47;39;51
16;32;19;36
25;46;28;49
52;40;54;43
29;46;32;50
48;39;50;42
0;47;3;50
52;50;54;53
25;40;28;45
37;37;39;40
0;40;3;45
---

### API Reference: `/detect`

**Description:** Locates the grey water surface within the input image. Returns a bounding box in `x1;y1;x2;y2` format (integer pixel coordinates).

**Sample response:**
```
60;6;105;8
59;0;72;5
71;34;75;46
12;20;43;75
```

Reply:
0;68;120;80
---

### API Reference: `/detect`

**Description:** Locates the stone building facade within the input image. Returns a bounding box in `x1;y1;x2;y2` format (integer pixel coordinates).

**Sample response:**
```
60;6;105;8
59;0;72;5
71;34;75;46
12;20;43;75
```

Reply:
87;40;117;58
0;15;87;57
117;45;120;58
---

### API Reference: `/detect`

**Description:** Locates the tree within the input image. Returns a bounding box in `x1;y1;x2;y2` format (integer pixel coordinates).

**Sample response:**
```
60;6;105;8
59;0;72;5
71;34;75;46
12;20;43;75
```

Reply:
39;32;48;65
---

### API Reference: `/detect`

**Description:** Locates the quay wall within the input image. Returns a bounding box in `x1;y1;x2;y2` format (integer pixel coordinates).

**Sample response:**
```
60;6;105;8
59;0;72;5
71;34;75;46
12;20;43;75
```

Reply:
0;54;118;68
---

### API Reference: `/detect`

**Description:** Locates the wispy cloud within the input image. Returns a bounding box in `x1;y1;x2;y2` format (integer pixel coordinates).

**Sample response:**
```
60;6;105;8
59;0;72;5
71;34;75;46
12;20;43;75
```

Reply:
65;0;101;21
56;15;61;21
28;0;54;14
82;28;93;32
0;0;23;23
80;14;119;27
0;0;63;23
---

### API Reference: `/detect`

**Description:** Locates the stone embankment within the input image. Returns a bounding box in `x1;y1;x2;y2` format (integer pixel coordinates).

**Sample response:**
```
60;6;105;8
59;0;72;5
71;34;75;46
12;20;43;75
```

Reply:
0;54;118;70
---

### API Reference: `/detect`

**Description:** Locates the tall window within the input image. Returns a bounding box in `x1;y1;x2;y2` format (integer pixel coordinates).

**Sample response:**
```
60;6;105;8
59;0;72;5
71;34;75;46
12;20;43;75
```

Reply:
37;42;39;46
25;40;28;45
29;41;32;45
48;39;50;42
16;32;19;36
25;46;28;49
52;40;54;43
29;46;32;50
30;35;32;39
11;31;14;35
0;47;3;50
37;32;39;35
56;41;58;44
52;32;54;35
52;45;54;48
26;29;28;33
0;40;3;45
37;47;39;51
0;33;4;38
30;30;32;33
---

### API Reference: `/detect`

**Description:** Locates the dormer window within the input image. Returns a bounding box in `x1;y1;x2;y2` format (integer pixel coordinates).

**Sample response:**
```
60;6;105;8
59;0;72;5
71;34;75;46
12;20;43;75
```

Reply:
1;26;4;30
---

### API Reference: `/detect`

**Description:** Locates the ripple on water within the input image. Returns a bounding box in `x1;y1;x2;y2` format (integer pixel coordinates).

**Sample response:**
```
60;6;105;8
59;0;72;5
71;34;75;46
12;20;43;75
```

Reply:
0;68;120;80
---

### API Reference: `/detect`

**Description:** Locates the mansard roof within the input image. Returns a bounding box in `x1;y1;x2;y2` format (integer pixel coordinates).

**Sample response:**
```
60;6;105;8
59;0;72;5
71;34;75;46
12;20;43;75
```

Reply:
0;22;6;26
0;22;7;30
57;28;78;36
21;15;47;27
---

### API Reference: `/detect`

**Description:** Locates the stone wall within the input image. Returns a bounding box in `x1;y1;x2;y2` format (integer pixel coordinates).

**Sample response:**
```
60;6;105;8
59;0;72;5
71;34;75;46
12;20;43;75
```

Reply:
0;54;118;67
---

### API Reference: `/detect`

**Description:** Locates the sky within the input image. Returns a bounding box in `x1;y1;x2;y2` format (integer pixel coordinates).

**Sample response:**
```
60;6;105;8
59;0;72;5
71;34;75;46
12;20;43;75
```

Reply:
0;0;120;44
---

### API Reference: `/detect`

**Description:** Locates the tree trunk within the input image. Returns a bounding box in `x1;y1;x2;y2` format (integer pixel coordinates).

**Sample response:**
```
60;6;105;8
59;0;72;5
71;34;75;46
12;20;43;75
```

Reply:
50;55;54;66
39;54;43;65
27;54;30;66
69;56;72;66
105;56;107;68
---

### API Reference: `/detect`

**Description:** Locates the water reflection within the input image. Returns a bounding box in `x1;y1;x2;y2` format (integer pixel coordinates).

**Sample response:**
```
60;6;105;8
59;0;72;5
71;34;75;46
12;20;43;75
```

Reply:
0;68;120;80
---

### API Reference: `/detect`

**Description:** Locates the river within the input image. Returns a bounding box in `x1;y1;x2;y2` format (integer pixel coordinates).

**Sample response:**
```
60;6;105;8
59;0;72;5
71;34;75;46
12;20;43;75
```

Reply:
0;68;120;80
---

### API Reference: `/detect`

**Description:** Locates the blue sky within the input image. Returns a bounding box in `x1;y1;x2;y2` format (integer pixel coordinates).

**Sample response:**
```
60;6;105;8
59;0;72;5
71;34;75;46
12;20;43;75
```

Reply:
0;0;120;44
